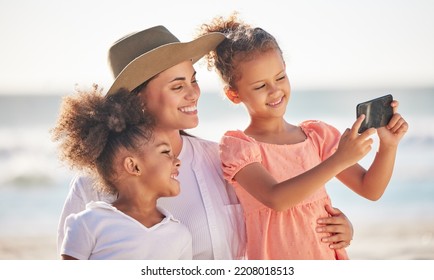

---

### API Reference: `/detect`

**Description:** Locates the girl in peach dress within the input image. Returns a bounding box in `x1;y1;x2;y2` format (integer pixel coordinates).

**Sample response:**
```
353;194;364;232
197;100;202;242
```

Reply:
198;13;408;260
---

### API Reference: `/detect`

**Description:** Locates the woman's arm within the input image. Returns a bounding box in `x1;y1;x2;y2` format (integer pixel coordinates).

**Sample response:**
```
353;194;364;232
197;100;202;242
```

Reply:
316;205;353;249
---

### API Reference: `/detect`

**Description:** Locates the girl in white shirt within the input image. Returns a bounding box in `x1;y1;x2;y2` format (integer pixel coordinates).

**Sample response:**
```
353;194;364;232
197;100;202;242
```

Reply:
52;87;192;260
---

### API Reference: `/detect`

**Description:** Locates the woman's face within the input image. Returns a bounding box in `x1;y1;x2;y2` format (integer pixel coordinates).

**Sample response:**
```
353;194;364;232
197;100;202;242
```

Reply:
140;60;201;131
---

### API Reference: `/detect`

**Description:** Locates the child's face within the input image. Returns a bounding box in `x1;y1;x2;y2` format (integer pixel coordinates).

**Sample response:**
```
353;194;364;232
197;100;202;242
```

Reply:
234;49;291;119
140;60;201;131
136;130;181;197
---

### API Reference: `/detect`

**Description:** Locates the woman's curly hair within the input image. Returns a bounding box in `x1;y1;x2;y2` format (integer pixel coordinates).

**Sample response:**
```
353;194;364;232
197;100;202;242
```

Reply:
51;85;155;194
197;11;283;90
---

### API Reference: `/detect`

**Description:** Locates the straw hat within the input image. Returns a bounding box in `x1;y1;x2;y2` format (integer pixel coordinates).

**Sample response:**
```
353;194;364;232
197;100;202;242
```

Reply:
106;25;225;95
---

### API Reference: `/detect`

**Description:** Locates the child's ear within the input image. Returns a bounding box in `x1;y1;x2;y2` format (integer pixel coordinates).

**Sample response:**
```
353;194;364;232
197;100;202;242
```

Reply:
124;157;141;176
224;86;241;104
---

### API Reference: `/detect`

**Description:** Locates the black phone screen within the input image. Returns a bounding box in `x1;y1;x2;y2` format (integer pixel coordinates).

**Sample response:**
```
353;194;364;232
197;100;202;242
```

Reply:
356;94;393;133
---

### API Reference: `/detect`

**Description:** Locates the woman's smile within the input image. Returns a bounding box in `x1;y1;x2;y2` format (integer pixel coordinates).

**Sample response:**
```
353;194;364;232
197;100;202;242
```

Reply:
179;104;198;114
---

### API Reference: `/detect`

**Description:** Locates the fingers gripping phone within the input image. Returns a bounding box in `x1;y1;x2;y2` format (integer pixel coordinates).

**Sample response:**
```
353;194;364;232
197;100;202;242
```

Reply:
356;94;394;133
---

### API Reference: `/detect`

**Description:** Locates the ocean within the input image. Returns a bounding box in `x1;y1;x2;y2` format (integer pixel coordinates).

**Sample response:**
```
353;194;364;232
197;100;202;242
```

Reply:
0;88;433;245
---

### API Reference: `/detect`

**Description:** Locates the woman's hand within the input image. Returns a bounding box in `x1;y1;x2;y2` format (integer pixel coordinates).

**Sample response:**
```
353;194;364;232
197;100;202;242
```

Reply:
316;205;353;249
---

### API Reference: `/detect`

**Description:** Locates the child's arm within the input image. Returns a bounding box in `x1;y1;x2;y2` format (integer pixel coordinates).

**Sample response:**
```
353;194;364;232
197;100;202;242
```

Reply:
232;115;376;211
336;100;409;201
61;254;78;260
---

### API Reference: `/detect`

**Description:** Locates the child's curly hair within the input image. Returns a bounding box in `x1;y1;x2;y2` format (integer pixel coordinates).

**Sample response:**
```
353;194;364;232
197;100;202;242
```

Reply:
197;11;283;90
51;85;155;194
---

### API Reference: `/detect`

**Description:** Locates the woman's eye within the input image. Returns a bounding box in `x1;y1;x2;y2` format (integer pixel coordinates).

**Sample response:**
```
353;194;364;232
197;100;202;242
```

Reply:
277;75;286;81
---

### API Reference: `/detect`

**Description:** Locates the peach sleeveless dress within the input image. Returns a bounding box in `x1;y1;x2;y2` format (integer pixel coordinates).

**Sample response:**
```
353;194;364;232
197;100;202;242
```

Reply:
220;120;348;260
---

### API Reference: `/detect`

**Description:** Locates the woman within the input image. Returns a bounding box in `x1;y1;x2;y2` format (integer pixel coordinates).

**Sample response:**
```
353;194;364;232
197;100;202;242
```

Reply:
57;25;355;259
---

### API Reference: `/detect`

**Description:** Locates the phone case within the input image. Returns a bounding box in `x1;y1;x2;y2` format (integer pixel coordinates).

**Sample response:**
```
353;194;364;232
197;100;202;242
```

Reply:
356;94;393;133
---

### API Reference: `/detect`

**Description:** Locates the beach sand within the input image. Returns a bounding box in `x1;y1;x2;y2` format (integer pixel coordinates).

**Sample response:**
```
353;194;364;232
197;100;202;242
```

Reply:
347;221;434;260
0;235;58;260
1;220;433;260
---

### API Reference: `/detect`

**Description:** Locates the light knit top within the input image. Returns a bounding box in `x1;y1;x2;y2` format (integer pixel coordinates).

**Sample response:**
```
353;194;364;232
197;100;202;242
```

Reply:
220;120;348;260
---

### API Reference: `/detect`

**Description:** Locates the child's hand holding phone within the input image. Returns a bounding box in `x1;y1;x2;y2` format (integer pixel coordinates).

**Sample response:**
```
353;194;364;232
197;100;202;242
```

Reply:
356;94;408;146
356;94;394;133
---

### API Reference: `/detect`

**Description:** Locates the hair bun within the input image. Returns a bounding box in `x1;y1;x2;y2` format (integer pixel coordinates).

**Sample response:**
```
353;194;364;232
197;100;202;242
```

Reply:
106;103;126;132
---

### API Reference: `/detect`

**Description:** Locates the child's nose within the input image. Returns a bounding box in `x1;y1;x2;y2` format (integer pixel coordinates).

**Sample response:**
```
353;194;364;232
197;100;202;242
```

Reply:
173;157;181;167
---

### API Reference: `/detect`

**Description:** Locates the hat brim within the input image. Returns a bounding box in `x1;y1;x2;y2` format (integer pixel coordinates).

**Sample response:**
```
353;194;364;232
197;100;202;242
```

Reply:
106;32;224;95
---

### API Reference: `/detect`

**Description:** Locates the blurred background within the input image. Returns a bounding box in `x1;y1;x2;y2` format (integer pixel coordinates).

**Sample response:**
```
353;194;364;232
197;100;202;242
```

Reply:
0;0;433;259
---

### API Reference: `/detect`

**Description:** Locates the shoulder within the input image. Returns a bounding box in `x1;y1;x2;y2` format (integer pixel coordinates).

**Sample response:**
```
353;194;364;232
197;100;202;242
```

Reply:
67;202;114;224
68;175;97;199
300;120;340;138
300;120;341;158
220;130;258;150
183;135;221;167
220;130;256;147
183;135;218;150
186;136;218;147
69;175;116;203
300;120;337;130
219;130;262;178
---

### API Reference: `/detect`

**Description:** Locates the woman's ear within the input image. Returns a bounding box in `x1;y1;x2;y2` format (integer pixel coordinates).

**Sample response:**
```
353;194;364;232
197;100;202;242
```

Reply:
224;86;241;104
124;157;141;176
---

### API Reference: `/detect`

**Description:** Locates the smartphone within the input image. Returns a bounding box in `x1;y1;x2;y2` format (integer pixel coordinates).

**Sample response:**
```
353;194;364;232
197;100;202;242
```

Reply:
356;94;394;133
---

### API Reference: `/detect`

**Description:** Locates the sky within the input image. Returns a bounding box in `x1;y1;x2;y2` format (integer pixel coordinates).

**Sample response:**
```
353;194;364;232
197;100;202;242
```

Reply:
0;0;433;95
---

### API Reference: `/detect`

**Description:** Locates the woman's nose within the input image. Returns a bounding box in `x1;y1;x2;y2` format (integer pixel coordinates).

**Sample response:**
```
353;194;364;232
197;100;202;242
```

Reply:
185;84;200;101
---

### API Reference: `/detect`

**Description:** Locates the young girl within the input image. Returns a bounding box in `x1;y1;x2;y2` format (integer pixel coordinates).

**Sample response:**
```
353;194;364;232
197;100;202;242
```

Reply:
51;86;192;259
198;14;409;260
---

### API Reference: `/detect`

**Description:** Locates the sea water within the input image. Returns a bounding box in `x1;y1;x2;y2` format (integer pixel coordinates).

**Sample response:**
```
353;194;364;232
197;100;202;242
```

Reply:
0;89;433;238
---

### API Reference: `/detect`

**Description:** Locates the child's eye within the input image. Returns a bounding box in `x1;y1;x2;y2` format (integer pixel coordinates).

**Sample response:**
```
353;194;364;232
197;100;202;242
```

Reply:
254;84;265;90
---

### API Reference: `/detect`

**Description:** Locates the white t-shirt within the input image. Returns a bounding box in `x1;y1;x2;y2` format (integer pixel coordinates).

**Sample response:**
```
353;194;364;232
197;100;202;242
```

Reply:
57;135;246;259
61;201;192;260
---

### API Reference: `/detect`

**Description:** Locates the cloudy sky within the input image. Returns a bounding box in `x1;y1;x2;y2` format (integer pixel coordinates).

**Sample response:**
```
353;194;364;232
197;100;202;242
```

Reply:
1;0;433;94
